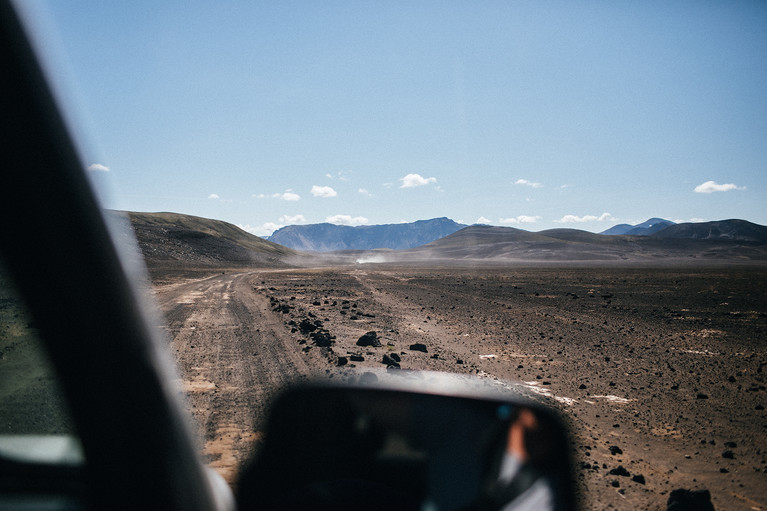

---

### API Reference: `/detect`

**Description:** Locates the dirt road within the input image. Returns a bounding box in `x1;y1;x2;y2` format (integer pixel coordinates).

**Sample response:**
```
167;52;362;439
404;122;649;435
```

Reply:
152;271;321;483
152;266;767;509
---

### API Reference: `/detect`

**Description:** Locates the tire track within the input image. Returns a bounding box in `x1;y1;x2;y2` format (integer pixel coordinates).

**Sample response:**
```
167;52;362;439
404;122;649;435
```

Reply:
153;271;312;484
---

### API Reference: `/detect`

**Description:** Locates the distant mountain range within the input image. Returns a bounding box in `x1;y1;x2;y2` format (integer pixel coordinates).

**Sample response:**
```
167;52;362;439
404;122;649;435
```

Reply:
268;217;466;251
601;218;676;236
397;220;767;262
123;211;767;267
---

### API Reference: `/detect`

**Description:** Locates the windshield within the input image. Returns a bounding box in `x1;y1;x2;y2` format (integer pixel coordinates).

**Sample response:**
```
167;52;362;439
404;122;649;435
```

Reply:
20;1;767;509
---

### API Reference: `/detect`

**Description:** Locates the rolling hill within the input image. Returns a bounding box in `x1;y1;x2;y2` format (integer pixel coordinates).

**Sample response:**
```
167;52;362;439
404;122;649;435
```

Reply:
651;219;767;242
396;220;767;263
119;211;300;267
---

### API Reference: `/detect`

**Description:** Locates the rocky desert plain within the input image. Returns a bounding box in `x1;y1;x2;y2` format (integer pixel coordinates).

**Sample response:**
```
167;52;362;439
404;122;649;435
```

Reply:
132;213;767;510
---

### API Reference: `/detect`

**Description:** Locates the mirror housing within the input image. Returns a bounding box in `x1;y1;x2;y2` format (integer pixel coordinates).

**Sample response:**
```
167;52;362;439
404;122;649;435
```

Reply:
237;371;577;511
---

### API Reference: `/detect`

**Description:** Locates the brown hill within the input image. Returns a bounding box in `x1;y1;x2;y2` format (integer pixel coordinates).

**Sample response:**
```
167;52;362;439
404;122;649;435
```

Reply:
396;225;767;264
119;211;302;268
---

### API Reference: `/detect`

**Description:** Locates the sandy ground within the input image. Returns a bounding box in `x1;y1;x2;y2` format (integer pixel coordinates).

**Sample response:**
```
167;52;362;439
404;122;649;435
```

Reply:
151;265;767;510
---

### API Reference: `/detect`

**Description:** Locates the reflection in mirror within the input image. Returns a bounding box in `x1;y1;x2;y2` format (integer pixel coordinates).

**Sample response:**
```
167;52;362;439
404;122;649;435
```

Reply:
237;379;575;511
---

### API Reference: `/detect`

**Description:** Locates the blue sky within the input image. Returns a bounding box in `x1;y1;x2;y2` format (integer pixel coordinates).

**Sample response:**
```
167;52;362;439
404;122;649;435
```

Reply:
25;1;767;235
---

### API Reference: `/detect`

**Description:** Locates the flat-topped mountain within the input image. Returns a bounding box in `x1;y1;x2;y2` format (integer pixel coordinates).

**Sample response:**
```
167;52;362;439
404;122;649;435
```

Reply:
268;217;466;251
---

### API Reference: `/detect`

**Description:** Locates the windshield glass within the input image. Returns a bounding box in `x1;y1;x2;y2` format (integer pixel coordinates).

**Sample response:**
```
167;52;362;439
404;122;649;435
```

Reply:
23;1;767;509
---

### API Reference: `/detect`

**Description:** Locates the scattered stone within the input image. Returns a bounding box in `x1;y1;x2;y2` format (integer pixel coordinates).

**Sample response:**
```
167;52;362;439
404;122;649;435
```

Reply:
456;359;464;364
311;330;333;347
719;468;729;473
609;446;623;455
722;450;734;459
409;343;428;353
632;474;646;485
696;393;709;400
666;489;715;511
350;354;365;362
382;354;400;368
579;384;587;390
299;318;319;334
724;441;737;448
609;466;630;477
610;480;620;488
356;331;382;347
336;356;348;366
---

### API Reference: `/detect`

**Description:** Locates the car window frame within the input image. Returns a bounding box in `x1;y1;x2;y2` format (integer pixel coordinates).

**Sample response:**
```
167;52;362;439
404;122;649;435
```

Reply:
0;2;232;509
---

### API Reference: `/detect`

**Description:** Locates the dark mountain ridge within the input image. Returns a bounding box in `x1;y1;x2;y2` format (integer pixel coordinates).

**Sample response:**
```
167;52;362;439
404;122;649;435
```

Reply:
601;218;675;236
651;219;767;242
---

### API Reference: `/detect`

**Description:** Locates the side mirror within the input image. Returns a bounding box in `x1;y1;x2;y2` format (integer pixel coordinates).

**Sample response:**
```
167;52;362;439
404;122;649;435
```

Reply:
237;372;577;511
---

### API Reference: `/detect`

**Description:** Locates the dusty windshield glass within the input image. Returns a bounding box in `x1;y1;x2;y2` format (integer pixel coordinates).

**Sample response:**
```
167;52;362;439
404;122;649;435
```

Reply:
29;1;767;509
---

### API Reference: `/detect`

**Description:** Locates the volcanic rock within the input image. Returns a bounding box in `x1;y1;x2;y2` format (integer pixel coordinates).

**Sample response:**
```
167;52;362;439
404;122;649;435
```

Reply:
356;331;382;347
666;488;715;511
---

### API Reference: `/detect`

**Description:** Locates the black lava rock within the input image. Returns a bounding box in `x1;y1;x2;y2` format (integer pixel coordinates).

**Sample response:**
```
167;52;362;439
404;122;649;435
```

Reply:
667;488;715;511
409;343;428;353
356;331;382;347
609;466;630;477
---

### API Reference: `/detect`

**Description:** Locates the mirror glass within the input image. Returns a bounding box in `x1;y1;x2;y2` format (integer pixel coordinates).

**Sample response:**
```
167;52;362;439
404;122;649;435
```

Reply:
237;381;575;511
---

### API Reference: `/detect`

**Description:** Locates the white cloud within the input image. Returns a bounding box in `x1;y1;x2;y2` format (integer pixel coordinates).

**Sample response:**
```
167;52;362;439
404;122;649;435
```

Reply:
400;173;437;188
475;216;492;224
358;188;373;196
254;190;301;201
278;214;306;224
500;215;541;224
311;185;337;198
87;163;110;172
326;214;368;226
207;193;220;200
275;191;300;201
326;171;350;181
514;179;542;188
694;181;745;193
237;215;307;237
556;212;614;223
237;222;281;236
